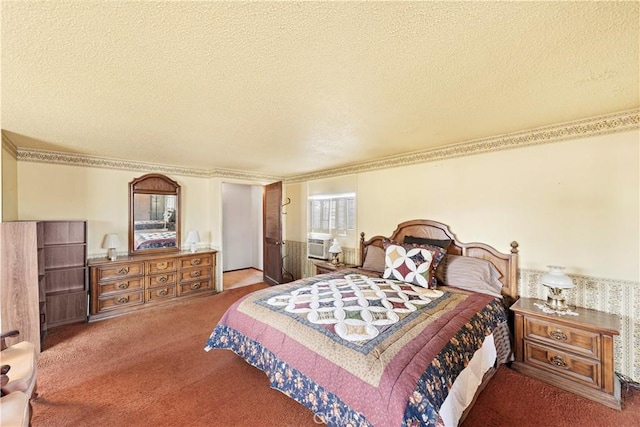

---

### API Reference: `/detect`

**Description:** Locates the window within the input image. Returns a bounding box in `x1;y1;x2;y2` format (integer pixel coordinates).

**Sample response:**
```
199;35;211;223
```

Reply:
308;193;355;236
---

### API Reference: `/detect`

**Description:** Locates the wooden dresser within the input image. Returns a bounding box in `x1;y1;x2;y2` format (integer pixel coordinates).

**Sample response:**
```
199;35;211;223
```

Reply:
89;249;217;321
510;297;621;409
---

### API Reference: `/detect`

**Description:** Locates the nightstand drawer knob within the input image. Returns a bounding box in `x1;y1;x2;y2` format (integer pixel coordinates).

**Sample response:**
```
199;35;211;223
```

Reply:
550;330;567;341
550;355;567;368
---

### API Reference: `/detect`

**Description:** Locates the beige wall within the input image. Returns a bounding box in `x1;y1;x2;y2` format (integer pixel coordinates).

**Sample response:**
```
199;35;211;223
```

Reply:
17;163;212;259
356;131;639;282
1;144;19;221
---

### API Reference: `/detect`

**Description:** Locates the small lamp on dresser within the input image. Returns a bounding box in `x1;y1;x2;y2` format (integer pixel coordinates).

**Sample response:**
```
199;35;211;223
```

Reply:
102;233;121;261
540;265;575;311
328;238;342;266
185;230;200;253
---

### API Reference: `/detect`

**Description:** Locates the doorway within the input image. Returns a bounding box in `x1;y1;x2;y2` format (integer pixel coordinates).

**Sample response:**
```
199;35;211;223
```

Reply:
221;183;263;290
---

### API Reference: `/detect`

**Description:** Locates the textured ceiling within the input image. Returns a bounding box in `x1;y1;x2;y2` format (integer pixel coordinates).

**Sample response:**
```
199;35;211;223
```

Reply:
2;1;638;177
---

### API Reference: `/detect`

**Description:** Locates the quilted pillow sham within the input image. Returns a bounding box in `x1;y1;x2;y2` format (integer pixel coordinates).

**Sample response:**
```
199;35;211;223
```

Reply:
382;239;447;289
436;254;504;298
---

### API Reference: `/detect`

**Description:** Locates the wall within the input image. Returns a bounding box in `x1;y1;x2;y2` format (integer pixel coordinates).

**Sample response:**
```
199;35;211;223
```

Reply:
285;129;639;380
16;163;212;259
221;183;262;271
356;131;638;281
1;142;19;221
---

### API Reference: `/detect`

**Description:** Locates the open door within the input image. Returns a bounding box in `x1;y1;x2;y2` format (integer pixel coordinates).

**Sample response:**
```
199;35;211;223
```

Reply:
263;181;283;286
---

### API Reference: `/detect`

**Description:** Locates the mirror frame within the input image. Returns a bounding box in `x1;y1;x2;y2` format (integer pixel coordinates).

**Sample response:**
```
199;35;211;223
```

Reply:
129;173;181;256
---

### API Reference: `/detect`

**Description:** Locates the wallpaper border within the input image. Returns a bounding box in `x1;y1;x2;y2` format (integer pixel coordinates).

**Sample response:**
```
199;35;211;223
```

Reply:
8;109;638;181
286;109;639;182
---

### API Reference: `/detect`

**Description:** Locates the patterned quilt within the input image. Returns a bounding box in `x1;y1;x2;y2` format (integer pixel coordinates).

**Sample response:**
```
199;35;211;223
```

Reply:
205;273;508;426
134;231;176;249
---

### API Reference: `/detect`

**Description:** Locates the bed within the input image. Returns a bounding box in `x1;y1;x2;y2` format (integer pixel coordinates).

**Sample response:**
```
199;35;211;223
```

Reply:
205;220;519;426
133;231;176;250
133;220;167;231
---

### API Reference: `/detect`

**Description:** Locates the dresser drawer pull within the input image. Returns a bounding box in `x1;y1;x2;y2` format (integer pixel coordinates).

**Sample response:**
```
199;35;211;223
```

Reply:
550;355;567;368
550;330;567;341
117;282;129;289
191;282;201;290
158;275;168;283
156;262;168;270
191;271;201;277
116;296;129;305
118;267;129;275
156;289;168;297
192;258;202;265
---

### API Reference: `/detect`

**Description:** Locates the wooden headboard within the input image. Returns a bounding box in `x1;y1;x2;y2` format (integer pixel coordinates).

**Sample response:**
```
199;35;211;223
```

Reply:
359;219;519;300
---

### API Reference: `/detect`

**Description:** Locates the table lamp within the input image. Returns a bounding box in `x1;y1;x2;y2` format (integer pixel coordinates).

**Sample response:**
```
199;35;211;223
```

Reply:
185;230;200;253
102;233;121;261
540;265;575;311
328;238;342;266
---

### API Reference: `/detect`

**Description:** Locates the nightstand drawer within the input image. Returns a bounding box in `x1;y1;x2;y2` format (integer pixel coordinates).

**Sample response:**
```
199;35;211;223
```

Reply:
524;340;601;389
524;316;600;358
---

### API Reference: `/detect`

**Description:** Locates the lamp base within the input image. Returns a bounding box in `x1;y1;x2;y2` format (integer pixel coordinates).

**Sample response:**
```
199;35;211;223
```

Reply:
108;248;117;261
546;290;569;311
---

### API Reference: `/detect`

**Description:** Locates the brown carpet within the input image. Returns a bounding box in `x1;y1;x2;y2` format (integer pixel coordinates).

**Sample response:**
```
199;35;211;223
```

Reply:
33;284;639;426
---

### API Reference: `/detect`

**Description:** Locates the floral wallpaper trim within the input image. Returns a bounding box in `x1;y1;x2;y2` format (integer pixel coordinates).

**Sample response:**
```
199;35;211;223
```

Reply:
7;109;638;181
285;109;639;183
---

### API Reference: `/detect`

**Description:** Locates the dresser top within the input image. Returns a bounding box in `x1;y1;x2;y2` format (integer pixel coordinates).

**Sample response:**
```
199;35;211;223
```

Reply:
88;249;217;266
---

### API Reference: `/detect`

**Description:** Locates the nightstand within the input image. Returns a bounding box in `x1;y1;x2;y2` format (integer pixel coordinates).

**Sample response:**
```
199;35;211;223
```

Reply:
312;260;356;275
510;297;621;409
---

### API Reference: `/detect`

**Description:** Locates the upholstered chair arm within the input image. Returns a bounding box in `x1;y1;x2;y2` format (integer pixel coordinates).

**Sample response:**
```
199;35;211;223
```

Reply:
0;330;19;351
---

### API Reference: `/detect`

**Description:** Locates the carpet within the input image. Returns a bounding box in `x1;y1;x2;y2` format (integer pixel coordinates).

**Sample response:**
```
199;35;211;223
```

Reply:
32;283;639;426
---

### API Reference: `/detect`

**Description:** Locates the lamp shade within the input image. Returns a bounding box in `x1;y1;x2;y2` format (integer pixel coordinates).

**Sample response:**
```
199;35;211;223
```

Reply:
185;230;200;244
328;238;341;254
102;233;121;249
540;266;575;289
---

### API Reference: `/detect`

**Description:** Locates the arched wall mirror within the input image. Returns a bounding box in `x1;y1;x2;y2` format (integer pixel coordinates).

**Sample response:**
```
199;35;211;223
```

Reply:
129;173;181;255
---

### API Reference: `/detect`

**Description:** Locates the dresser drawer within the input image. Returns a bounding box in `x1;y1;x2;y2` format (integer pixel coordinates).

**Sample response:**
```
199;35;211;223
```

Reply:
524;316;600;358
98;291;144;312
145;285;176;302
179;267;211;282
178;280;212;295
179;254;213;269
146;259;177;274
95;263;144;281
147;273;177;288
524;340;601;389
98;278;144;296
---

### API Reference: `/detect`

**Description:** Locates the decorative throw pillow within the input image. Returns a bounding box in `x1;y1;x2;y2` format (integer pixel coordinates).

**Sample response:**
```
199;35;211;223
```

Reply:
382;239;447;289
438;254;504;298
403;235;452;250
361;245;386;273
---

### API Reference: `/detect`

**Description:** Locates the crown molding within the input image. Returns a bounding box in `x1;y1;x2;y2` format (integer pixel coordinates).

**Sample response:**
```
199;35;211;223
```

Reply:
16;148;212;177
1;131;19;159
285;109;639;183
10;109;639;182
15;147;282;181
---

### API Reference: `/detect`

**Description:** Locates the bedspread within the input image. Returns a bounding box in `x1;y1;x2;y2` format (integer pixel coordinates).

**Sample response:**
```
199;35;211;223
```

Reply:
205;273;508;426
